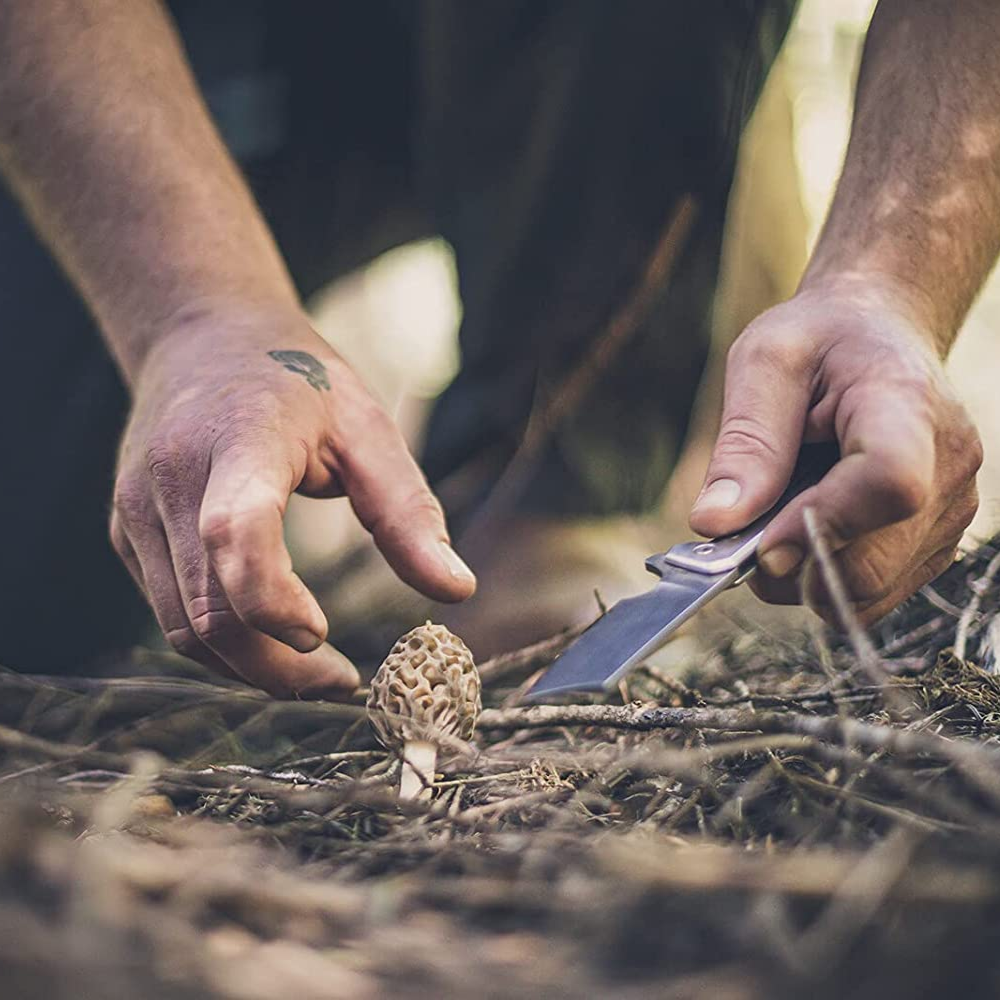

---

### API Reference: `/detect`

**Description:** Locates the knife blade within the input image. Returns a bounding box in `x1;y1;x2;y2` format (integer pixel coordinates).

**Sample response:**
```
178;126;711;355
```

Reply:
525;443;839;700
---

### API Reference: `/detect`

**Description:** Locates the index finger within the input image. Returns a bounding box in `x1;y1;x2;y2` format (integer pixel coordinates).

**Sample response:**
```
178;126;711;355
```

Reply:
199;442;329;652
759;386;935;564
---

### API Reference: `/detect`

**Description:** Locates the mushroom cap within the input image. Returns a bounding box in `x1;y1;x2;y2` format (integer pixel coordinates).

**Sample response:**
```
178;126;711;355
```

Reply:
367;621;481;751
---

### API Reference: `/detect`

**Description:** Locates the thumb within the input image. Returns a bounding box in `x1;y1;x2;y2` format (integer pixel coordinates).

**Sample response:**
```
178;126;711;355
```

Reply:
689;335;812;538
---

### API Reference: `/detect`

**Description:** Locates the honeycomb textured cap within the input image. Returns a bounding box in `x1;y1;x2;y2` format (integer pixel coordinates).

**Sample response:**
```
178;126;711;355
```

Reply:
367;621;481;750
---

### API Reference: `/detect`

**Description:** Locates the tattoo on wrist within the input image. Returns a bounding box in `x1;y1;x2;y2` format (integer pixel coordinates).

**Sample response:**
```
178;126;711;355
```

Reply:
267;350;331;391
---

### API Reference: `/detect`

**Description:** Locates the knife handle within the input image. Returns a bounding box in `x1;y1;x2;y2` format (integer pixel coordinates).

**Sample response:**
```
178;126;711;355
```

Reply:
648;442;840;577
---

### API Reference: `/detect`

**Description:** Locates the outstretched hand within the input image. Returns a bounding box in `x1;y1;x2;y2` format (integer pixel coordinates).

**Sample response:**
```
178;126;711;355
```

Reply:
111;304;475;698
689;280;982;625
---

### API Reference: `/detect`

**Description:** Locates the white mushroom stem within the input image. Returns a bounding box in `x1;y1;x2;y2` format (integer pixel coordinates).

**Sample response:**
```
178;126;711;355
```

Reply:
399;740;437;801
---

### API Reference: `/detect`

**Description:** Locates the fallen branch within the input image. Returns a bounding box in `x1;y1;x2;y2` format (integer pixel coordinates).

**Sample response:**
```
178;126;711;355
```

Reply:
955;547;1000;660
478;702;1000;805
802;506;886;689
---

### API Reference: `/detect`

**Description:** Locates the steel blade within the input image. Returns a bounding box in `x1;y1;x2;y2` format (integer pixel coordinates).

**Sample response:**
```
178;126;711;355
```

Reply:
525;566;738;700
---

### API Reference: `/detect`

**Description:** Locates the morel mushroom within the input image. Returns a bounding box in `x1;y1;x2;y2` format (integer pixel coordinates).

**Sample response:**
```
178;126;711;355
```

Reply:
367;621;481;800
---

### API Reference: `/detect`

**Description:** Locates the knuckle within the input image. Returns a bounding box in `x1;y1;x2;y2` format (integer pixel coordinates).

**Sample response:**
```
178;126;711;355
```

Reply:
199;509;237;552
938;408;983;481
960;426;985;479
714;415;782;464
199;502;274;554
144;435;205;515
842;546;895;605
163;625;205;660
407;487;446;523
730;322;807;377
112;475;161;532
872;462;929;521
144;438;184;482
365;486;445;541
112;474;145;516
188;604;242;646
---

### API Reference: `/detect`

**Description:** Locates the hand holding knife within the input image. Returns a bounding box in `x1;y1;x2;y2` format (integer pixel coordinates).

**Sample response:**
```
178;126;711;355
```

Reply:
526;443;839;700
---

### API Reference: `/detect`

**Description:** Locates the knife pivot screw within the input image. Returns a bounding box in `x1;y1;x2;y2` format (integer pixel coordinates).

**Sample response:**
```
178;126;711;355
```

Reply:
693;543;715;555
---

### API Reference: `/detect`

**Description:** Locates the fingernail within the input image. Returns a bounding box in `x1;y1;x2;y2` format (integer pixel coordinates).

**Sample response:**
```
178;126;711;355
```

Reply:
438;541;476;585
278;626;324;653
759;543;805;579
693;478;742;513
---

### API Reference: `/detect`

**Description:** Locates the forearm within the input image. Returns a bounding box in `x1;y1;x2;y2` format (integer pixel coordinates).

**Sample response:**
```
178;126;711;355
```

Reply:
0;0;297;381
802;0;1000;355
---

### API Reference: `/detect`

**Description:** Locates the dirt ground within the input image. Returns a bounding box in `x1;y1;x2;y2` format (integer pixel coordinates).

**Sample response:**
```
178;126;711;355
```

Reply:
2;536;1000;998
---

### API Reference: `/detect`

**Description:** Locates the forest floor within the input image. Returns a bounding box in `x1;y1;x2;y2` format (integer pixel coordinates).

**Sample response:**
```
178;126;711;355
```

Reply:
2;538;1000;999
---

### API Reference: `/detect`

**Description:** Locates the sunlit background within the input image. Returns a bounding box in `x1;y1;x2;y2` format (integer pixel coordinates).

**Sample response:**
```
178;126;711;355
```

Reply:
289;0;1000;582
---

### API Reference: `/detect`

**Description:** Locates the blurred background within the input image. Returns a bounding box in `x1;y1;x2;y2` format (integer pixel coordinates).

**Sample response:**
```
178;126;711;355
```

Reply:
282;0;1000;655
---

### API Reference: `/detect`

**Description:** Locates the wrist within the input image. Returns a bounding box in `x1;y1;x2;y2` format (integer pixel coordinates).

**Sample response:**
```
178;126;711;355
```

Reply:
116;291;304;387
796;266;950;357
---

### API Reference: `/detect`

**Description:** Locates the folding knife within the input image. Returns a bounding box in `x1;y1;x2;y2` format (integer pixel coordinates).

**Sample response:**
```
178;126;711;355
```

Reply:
525;443;839;700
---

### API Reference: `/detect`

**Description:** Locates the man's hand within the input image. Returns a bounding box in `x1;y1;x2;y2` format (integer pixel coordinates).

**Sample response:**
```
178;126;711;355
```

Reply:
686;0;1000;626
689;280;982;624
110;303;476;697
0;1;475;697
